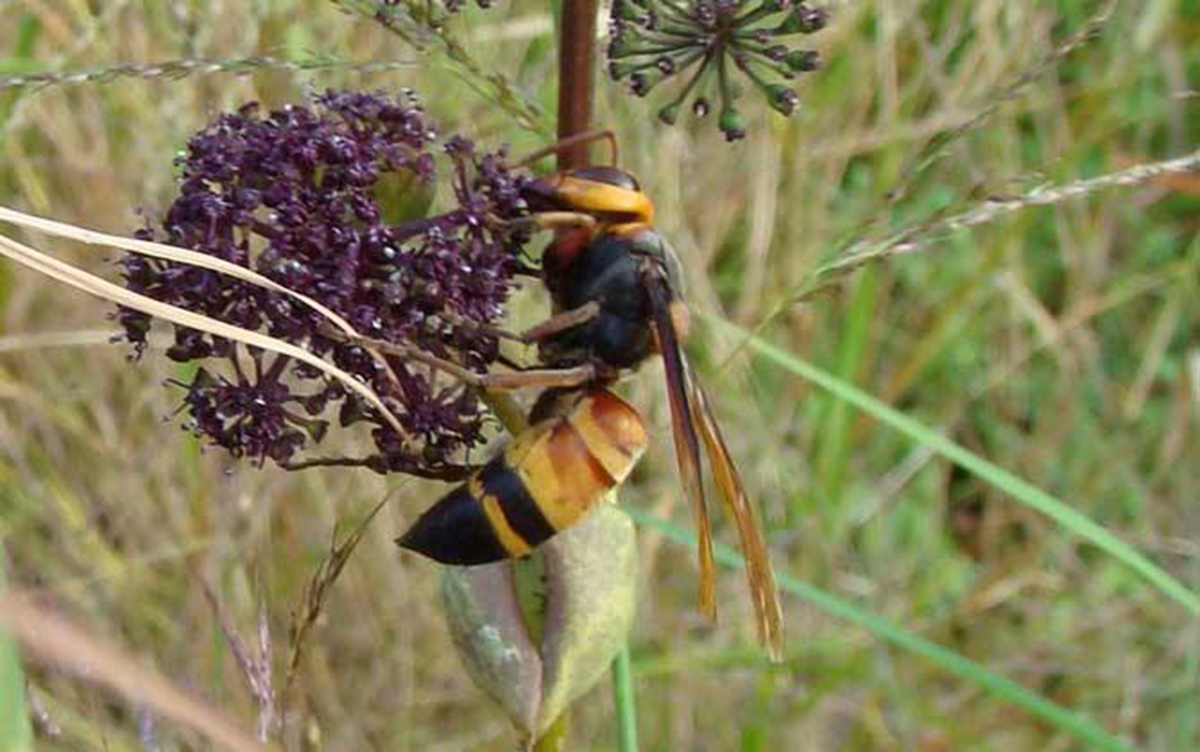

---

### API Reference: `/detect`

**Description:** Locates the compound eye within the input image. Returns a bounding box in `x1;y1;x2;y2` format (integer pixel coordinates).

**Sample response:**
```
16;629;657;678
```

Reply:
570;166;640;191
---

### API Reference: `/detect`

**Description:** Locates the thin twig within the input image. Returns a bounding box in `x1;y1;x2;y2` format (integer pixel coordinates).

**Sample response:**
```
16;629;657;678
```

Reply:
332;0;550;135
283;495;391;713
0;55;415;92
199;579;278;743
319;322;598;391
279;455;474;480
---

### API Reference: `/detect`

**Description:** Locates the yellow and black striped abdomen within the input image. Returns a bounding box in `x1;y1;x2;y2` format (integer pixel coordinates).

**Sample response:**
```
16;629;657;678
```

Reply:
397;389;647;566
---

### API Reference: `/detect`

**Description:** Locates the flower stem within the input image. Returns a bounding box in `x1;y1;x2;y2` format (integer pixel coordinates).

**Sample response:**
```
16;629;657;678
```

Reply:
557;0;600;168
612;643;640;752
534;712;571;752
523;9;599;743
547;8;640;752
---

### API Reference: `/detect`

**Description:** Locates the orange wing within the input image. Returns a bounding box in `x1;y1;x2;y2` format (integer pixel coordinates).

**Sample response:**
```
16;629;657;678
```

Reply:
646;269;718;621
687;374;784;661
645;259;784;661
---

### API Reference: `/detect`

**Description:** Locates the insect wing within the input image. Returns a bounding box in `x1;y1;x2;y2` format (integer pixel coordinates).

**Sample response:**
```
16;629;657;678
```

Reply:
645;268;717;620
687;374;785;661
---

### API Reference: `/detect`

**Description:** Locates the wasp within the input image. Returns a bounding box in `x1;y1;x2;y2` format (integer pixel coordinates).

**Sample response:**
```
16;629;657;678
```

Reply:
399;387;647;564
396;131;784;660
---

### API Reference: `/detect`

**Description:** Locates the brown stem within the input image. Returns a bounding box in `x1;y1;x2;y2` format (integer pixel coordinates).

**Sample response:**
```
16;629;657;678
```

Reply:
279;455;475;481
557;0;600;169
526;10;601;752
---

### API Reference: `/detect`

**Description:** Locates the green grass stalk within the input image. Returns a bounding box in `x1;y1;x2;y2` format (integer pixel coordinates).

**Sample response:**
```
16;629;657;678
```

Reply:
712;316;1200;615
612;643;639;752
0;554;34;752
626;509;1131;752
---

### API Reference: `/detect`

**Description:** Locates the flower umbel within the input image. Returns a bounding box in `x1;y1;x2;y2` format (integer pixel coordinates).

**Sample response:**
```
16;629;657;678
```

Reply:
119;90;531;479
607;0;827;140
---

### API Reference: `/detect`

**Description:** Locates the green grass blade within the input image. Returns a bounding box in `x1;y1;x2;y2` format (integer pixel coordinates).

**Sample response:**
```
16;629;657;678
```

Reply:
1;553;34;752
710;316;1200;616
626;509;1131;752
612;643;639;752
814;267;876;507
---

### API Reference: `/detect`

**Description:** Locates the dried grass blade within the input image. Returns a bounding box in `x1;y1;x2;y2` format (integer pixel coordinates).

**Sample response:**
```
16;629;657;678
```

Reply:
0;204;359;336
0;231;408;438
0;591;273;752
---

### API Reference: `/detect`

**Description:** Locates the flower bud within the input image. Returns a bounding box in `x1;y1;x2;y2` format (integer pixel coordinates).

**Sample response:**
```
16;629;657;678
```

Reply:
607;38;637;60
720;106;748;141
766;85;799;116
612;0;641;22
785;49;821;72
609;60;637;80
629;67;670;97
658;102;682;125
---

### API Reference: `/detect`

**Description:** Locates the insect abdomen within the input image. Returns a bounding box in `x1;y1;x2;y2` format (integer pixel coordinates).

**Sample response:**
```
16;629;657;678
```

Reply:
397;390;647;565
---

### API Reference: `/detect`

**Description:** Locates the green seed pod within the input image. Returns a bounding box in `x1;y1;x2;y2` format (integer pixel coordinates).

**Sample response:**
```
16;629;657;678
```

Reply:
606;0;828;142
766;84;799;116
607;38;637;60
719;106;747;141
658;102;682;125
537;506;638;732
784;49;821;72
608;60;637;80
612;0;641;22
772;10;803;35
440;559;543;733
440;504;638;741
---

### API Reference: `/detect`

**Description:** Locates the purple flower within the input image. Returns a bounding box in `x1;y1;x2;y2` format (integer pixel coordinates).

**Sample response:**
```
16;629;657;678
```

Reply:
120;89;531;479
607;0;828;141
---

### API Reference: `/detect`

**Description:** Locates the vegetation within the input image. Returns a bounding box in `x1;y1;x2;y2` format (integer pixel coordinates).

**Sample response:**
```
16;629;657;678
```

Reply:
1;0;1198;748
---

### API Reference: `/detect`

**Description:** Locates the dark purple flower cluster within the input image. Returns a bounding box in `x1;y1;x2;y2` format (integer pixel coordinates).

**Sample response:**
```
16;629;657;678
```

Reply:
120;89;531;479
607;0;827;140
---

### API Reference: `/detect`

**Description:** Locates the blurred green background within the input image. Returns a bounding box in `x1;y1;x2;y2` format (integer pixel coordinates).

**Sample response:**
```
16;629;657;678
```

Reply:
1;0;1198;749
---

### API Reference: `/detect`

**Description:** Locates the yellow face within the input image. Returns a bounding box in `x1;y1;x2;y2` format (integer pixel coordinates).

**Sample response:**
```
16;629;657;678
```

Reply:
547;173;656;225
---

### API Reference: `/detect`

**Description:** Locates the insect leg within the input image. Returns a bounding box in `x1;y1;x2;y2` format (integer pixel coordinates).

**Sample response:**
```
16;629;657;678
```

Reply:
474;364;597;390
514;129;619;169
500;211;598;234
320;323;597;392
518;301;601;342
440;301;599;345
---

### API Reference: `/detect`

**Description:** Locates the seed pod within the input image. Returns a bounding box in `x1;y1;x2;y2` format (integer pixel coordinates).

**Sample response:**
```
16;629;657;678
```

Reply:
440;504;638;740
605;0;830;140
